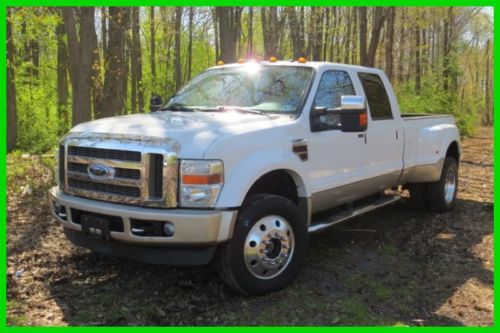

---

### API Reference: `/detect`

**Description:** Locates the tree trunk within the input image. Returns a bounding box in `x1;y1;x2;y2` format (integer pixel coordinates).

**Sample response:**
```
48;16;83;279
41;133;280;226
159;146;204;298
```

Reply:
62;7;93;126
384;8;395;81
247;7;254;56
90;15;103;118
56;15;69;134
174;7;183;91
101;7;127;118
366;7;386;67
131;7;144;113
213;7;219;61
101;7;107;57
358;7;368;66
217;7;243;63
187;7;194;81
344;8;352;64
397;9;406;83
484;39;492;125
7;8;17;151
150;7;156;85
415;18;421;95
286;6;306;59
311;7;323;61
443;7;451;92
351;8;358;64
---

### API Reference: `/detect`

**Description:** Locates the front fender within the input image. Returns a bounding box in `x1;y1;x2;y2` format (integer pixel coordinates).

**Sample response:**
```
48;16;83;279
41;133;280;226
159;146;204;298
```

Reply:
215;149;310;208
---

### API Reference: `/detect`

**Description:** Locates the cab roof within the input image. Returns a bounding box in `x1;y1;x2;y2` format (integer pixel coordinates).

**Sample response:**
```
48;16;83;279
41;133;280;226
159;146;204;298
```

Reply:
208;60;384;74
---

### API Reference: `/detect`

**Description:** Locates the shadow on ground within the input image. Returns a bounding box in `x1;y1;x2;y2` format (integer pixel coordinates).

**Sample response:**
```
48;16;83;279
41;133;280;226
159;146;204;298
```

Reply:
37;198;492;326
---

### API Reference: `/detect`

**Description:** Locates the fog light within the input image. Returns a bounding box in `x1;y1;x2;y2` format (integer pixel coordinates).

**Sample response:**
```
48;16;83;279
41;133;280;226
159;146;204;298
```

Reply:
54;202;67;220
163;222;174;237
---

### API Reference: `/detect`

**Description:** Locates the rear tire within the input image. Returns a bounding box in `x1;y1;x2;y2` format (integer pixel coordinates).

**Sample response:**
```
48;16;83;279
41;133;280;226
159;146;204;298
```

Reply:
216;194;309;295
425;157;458;212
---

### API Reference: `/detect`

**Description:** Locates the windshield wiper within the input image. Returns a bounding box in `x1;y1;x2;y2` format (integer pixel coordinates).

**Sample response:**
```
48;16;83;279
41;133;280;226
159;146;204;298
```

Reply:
157;103;194;112
196;105;271;116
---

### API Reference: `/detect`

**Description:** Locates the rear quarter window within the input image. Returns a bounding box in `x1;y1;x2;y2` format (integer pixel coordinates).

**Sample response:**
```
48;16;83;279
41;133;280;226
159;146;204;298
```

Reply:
358;72;393;120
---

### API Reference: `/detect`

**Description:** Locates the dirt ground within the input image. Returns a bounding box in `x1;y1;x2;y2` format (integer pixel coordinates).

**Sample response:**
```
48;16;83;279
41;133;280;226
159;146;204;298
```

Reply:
6;127;493;326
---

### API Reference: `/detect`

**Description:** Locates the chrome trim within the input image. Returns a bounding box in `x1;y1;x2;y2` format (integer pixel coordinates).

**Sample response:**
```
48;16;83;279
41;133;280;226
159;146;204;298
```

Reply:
49;187;237;245
61;132;179;208
309;195;401;233
67;171;140;187
341;95;366;110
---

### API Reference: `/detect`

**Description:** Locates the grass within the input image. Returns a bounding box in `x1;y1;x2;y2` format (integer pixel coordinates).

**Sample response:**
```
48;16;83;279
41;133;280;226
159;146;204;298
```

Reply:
7;301;30;326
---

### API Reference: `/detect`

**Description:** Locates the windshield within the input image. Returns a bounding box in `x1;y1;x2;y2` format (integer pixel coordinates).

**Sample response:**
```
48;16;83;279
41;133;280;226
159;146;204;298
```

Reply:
166;65;314;114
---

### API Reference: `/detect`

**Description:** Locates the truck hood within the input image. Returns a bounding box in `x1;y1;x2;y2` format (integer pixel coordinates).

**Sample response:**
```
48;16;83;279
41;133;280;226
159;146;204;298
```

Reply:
70;111;292;158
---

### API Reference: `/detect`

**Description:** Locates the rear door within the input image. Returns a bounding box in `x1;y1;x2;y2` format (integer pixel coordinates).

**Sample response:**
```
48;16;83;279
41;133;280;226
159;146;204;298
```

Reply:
357;72;404;188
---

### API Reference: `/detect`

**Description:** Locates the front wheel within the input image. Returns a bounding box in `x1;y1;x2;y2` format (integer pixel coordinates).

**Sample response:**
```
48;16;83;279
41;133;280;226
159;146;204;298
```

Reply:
216;194;309;295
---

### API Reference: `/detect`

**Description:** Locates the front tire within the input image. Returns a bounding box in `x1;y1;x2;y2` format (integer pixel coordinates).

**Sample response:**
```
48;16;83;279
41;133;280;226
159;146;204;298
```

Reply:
216;194;309;295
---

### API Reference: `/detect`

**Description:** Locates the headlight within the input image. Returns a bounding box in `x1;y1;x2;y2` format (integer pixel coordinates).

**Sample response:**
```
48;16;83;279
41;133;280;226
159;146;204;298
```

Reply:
179;160;224;208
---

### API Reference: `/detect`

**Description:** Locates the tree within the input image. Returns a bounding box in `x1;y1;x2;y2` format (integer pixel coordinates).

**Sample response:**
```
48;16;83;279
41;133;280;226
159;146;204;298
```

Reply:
7;8;17;151
366;7;386;67
56;13;69;133
216;7;243;63
101;7;128;117
358;7;368;65
261;7;286;58
174;7;183;91
62;7;94;126
150;7;156;85
131;7;144;113
187;7;194;81
484;38;492;125
286;7;306;59
385;8;395;81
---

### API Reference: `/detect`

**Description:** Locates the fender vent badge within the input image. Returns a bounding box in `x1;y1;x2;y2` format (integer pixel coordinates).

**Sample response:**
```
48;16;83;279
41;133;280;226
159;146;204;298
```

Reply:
292;139;308;161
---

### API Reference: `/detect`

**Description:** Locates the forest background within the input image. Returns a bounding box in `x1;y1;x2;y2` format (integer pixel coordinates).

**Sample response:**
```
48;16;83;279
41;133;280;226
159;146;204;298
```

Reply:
5;6;494;153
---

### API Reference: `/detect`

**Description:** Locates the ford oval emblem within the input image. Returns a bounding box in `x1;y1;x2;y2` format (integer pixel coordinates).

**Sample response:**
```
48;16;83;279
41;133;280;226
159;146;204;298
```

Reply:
87;163;114;179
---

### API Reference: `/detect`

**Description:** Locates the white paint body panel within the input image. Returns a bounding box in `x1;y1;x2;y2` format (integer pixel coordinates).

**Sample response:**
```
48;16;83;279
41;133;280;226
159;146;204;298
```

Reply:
70;61;460;211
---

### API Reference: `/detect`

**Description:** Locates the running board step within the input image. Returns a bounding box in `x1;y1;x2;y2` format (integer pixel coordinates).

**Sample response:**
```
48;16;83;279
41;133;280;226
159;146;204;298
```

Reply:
308;195;401;233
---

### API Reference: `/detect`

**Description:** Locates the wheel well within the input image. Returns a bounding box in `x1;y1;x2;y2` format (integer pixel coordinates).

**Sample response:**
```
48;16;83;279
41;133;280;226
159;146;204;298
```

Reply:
446;141;460;163
246;170;299;205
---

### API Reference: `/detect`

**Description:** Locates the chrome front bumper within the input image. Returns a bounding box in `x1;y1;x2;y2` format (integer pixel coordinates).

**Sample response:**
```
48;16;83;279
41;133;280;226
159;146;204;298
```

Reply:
49;187;237;246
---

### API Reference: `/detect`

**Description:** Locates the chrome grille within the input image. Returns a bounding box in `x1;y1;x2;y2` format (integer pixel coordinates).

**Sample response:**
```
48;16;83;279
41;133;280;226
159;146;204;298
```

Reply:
68;179;141;197
68;146;141;162
68;162;141;180
60;134;179;207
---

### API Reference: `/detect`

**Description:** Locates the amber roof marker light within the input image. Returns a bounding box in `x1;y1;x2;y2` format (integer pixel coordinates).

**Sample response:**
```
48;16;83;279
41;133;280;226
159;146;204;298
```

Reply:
298;57;307;63
269;56;278;62
217;60;224;66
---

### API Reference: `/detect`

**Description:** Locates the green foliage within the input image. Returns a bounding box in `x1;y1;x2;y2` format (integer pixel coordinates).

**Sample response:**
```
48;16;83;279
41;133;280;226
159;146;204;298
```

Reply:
395;75;479;137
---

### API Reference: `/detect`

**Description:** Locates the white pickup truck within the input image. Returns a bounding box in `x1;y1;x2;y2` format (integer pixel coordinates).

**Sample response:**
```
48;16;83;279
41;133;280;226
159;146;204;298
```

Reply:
49;60;460;295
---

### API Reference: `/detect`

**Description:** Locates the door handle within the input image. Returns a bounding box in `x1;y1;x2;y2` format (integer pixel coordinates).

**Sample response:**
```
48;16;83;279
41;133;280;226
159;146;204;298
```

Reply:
358;133;367;144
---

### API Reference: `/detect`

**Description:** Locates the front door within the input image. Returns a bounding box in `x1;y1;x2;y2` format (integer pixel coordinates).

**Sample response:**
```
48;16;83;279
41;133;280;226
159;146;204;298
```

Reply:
307;70;369;213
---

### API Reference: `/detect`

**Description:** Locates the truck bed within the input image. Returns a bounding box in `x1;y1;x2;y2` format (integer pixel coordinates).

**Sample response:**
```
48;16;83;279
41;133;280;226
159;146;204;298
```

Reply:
401;113;454;120
401;113;452;120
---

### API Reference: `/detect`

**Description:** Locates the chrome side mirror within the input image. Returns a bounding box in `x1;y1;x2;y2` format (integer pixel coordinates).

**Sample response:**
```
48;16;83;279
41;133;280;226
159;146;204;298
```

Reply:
339;95;368;132
340;95;366;110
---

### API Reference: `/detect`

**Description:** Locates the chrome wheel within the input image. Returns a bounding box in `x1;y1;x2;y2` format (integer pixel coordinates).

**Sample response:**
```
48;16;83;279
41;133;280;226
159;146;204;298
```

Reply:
243;215;295;280
444;166;457;204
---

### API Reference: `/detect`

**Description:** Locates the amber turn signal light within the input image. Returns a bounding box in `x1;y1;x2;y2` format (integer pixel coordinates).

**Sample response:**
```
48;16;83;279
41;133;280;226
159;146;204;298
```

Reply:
182;174;222;185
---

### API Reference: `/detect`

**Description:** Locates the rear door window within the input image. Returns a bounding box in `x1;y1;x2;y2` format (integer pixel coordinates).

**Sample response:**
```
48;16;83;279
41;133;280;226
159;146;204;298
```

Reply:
358;73;393;120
